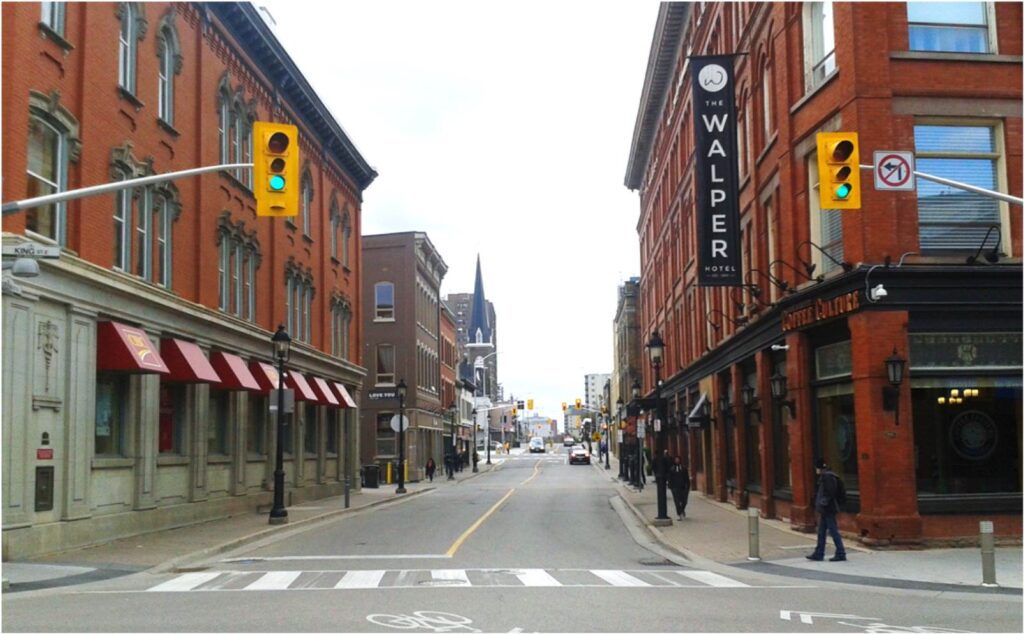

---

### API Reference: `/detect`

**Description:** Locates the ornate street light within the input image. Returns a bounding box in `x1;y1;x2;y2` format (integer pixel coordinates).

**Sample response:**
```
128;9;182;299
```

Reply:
770;371;796;418
616;396;625;480
396;378;408;494
269;325;291;525
883;349;907;425
647;330;671;525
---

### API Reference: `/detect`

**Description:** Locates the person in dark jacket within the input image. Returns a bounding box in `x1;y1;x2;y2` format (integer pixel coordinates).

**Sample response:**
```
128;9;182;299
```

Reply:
668;455;690;519
425;458;436;482
807;458;847;561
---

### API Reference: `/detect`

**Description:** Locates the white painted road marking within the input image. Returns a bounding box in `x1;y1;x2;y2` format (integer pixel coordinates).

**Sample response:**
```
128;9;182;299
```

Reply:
147;572;220;592
514;569;562;587
431;569;470;585
591;570;651;587
780;610;880;625
335;569;386;588
244;570;301;590
676;570;749;587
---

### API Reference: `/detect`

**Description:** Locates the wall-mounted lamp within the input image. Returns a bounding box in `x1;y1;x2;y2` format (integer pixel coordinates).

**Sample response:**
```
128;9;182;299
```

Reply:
717;392;733;415
745;268;794;296
797;240;854;277
770;258;821;286
741;384;760;414
769;371;796;418
966;225;1002;265
705;308;748;331
882;348;907;425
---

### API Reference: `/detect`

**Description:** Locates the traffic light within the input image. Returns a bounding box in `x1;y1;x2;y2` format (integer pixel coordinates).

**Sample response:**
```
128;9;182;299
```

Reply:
253;121;299;217
575;398;582;409
527;399;533;411
512;407;517;417
816;132;861;210
561;402;567;411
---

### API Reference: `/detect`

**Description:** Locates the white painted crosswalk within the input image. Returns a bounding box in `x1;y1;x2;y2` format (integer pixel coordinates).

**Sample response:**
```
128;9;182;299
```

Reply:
144;567;750;593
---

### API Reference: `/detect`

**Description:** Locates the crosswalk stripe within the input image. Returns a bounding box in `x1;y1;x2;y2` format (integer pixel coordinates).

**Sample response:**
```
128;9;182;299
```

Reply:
147;572;220;592
591;570;651;587
675;570;749;587
514;569;562;587
244;571;302;590
432;569;470;584
334;570;386;588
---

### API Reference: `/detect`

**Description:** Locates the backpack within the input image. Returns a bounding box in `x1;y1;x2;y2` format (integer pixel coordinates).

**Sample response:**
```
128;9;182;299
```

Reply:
833;473;847;506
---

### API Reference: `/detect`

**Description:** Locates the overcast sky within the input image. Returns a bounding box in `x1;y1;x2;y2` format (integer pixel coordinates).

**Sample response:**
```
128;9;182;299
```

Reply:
261;0;657;425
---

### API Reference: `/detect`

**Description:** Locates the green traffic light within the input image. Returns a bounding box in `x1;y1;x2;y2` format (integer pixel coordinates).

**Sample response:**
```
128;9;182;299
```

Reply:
269;175;285;191
835;183;852;199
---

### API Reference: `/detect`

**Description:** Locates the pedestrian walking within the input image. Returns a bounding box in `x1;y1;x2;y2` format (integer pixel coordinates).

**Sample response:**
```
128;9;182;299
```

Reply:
425;457;436;482
668;455;690;519
806;458;847;562
444;452;455;480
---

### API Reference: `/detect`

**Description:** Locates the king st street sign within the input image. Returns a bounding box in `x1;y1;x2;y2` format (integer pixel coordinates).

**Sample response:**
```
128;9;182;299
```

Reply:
2;242;61;259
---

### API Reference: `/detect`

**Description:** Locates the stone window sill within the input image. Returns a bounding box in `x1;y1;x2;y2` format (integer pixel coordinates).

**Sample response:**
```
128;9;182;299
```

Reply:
92;457;133;469
891;51;1023;64
157;455;189;466
118;87;144;111
38;22;73;51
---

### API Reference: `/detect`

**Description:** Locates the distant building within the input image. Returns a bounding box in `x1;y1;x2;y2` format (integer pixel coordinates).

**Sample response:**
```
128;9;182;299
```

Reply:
584;373;611;410
448;255;499;402
360;232;447;481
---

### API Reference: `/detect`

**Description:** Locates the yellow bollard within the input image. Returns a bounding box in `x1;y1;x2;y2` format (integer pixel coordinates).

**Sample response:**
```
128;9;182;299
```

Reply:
404;461;408;482
386;462;392;484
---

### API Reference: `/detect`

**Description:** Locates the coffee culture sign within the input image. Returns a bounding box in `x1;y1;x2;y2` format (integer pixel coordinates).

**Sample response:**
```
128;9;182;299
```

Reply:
782;290;862;332
692;55;742;286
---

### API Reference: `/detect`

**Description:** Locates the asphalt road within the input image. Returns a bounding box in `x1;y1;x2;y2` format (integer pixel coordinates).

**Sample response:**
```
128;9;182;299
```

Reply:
3;448;1021;632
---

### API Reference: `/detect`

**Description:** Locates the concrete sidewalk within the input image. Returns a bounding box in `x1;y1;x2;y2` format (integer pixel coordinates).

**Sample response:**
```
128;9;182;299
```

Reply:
2;460;500;592
596;453;1022;594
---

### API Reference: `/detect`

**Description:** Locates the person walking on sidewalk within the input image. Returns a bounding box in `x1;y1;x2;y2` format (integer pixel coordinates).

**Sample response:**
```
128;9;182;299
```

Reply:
444;452;455;480
425;457;436;483
668;455;690;519
807;458;847;562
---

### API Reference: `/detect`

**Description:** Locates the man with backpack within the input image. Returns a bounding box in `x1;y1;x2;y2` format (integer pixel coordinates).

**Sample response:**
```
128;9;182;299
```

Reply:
807;458;847;562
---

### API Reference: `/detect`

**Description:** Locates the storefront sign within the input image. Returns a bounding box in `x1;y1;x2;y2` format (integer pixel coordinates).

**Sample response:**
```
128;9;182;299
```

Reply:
37;448;53;460
691;55;742;286
909;333;1022;369
782;290;862;332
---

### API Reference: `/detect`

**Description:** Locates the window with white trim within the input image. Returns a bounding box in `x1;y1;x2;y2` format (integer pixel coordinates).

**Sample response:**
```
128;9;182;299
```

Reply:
26;114;65;242
376;344;395;385
808;153;844;274
285;263;314;343
331;294;352;360
803;1;836;91
329;198;340;259
761;59;774;142
110;146;179;285
375;282;395;320
907;2;993;53
342;210;352;267
301;170;314;236
914;123;1003;253
217;216;260;320
117;3;143;94
41;2;66;37
156;13;182;127
216;74;255;187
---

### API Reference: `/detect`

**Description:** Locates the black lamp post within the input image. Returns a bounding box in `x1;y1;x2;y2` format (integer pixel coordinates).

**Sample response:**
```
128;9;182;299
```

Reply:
647;330;671;525
631;379;641;488
603;408;611;470
616;397;625;479
883;349;907;426
269;325;291;525
471;408;479;473
447;402;457;480
396;378;407;494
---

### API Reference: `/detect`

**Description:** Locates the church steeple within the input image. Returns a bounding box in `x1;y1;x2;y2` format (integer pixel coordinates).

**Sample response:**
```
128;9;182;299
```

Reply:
468;254;492;348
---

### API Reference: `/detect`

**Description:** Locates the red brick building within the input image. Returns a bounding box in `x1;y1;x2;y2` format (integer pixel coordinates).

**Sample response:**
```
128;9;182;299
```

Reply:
2;2;374;557
625;2;1021;543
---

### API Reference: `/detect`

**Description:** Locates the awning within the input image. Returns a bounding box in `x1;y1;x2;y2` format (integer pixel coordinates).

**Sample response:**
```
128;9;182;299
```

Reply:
310;376;339;406
332;382;358;408
286;370;318;402
210;351;260;391
96;321;169;374
160;338;221;383
248;360;281;393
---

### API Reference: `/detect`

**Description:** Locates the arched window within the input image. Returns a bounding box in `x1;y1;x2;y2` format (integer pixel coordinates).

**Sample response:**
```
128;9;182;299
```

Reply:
342;209;352;267
156;11;182;126
329;196;341;259
760;54;774;143
25;91;80;245
217;214;261;320
117;3;146;95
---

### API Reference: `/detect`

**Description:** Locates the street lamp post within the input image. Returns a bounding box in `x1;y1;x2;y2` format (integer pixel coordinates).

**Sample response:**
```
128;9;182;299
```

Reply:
648;330;671;525
396;378;407;494
604;408;611;470
616;397;625;480
447;402;457;480
632;379;641;489
471;408;479;472
269;325;291;525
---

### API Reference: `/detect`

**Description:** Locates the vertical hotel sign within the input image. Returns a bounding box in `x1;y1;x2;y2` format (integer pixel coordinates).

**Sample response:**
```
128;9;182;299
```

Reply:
691;56;742;286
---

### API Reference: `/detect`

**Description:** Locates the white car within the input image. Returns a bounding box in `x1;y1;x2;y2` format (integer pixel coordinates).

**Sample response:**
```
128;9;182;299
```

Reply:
569;446;590;465
528;437;545;453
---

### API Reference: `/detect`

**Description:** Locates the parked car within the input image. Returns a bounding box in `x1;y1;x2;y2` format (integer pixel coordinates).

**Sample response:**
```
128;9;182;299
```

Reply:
476;440;503;454
569;446;590;465
529;437;546;453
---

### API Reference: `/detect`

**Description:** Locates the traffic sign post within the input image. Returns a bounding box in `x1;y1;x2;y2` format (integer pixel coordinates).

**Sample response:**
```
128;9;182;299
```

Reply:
389;415;409;433
873;151;915;191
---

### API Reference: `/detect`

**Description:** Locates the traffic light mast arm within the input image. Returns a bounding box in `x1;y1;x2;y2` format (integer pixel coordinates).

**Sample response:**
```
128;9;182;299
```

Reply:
1;163;253;216
858;164;1023;206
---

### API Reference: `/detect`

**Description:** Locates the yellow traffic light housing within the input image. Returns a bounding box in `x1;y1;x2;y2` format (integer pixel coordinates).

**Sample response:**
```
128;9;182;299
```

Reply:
253;121;300;217
575;398;582;409
512;407;517;417
527;399;534;411
561;402;567;411
816;132;861;210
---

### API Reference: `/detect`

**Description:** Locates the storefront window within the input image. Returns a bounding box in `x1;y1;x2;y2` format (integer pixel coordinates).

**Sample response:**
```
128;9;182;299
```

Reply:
208;390;229;455
813;341;857;491
721;374;736;486
95;373;129;456
772;356;792;491
158;383;186;454
743;365;762;489
377;412;396;456
912;381;1021;494
247;394;266;456
326;409;339;454
304;403;318;455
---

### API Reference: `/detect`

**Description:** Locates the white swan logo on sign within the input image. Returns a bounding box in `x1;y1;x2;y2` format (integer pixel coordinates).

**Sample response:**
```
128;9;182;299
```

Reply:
698;64;728;92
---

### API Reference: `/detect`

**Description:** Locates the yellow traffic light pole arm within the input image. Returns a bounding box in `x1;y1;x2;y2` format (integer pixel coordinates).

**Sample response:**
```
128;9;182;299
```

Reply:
859;164;1022;206
2;163;254;216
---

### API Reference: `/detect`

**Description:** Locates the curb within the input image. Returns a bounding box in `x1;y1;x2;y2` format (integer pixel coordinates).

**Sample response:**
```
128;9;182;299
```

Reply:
152;487;435;574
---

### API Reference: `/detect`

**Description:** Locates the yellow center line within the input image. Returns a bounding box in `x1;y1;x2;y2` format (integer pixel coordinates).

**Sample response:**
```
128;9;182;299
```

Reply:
446;487;516;557
520;459;542;486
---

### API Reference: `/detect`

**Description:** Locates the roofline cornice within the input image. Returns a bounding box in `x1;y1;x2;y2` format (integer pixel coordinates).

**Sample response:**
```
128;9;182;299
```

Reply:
624;2;691;192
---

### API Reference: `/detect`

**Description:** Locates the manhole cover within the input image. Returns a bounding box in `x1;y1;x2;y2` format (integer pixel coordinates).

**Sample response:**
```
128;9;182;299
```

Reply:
638;558;679;567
